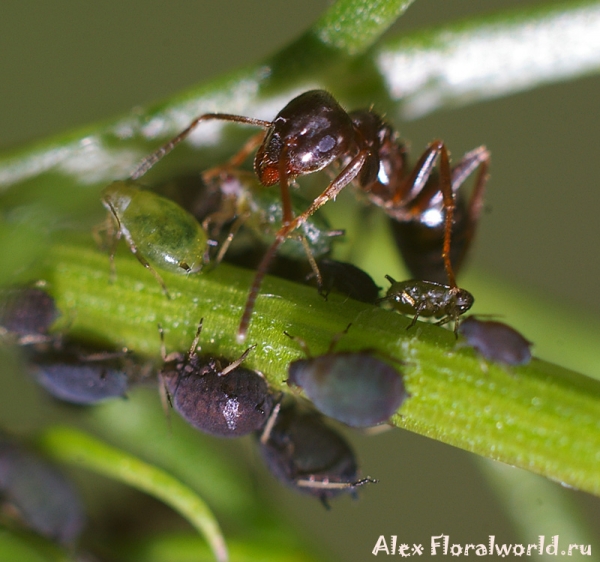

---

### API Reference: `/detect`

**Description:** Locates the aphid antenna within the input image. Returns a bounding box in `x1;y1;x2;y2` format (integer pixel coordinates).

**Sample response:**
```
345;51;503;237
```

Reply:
219;344;256;377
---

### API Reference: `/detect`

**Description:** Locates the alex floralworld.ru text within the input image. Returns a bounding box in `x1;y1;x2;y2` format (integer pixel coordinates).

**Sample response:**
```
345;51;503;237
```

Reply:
372;535;592;556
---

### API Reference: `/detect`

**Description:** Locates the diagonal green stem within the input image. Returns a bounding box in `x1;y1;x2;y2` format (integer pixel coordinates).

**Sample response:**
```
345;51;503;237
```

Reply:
37;426;228;562
41;240;600;497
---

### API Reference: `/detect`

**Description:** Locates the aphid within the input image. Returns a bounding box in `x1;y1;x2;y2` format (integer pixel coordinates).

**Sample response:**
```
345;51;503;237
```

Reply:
99;180;211;295
159;320;275;437
0;286;58;344
0;438;85;544
379;275;474;333
129;90;488;342
201;170;343;268
258;403;376;508
311;258;380;304
286;330;407;428
28;342;129;405
458;316;532;366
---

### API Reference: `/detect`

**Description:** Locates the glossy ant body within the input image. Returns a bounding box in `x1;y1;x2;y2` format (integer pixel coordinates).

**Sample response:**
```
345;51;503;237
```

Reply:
131;90;489;342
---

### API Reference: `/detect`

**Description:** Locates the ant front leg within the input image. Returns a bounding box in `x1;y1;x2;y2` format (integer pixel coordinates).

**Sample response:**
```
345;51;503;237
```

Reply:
130;114;272;180
236;148;371;343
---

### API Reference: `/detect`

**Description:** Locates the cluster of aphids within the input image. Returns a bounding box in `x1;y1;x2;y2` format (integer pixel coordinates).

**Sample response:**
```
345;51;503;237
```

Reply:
0;91;536;539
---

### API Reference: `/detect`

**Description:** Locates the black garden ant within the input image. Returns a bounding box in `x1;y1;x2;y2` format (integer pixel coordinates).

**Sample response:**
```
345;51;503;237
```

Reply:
131;90;489;342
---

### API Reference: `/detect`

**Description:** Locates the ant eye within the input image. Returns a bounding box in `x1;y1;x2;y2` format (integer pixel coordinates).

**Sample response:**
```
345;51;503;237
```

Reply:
317;135;336;153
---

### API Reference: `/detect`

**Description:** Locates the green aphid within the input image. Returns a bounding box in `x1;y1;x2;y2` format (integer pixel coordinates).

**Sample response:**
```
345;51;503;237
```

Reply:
100;181;210;296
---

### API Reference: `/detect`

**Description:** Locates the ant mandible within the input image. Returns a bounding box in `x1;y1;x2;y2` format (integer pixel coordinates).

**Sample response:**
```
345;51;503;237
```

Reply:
131;90;489;342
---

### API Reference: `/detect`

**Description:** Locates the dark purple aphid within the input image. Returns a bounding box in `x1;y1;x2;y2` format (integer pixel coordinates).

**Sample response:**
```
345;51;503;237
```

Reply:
0;438;85;545
160;320;274;437
312;259;380;304
0;286;58;343
287;346;406;428
458;316;533;366
29;343;129;405
258;403;376;508
379;275;473;334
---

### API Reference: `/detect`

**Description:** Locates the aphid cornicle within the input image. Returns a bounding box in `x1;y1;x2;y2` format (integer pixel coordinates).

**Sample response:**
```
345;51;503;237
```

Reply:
159;320;275;437
379;275;474;334
286;330;407;428
100;180;211;295
257;403;376;508
129;89;488;341
458;316;533;366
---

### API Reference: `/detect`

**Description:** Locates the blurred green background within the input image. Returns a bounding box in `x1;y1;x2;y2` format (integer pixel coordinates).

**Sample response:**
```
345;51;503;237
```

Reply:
1;1;600;560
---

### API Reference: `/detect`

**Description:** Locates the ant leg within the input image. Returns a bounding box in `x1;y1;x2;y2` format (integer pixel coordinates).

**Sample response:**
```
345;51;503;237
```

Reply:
438;143;456;289
449;146;490;268
130;114;271;180
236;149;370;343
391;140;457;288
203;131;267;181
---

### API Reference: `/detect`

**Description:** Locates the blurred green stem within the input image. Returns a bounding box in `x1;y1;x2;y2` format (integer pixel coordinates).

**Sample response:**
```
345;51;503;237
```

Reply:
38;426;228;562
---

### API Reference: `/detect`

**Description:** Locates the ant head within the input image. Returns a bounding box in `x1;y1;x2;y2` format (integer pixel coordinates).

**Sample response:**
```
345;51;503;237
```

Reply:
254;90;356;186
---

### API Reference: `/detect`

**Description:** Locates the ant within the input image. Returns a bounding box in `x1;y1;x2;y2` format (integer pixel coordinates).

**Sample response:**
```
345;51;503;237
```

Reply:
131;90;489;342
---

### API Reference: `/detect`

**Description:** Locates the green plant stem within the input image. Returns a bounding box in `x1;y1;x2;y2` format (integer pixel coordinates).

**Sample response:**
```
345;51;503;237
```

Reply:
38;426;228;562
313;0;415;54
42;239;600;497
2;1;600;193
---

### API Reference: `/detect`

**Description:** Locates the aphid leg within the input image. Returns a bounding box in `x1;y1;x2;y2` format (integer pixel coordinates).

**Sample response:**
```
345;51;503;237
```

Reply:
219;344;257;376
283;330;312;357
131;114;272;180
296;477;379;508
236;148;370;342
295;477;378;490
186;319;204;360
407;302;428;330
211;211;251;265
259;401;281;445
298;235;323;290
104;199;171;297
326;323;352;354
157;371;174;430
97;208;122;284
